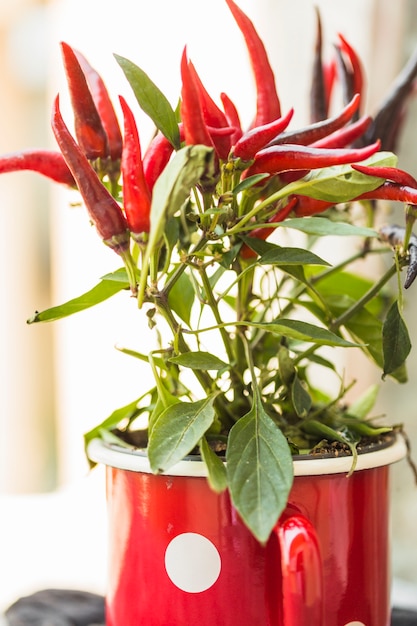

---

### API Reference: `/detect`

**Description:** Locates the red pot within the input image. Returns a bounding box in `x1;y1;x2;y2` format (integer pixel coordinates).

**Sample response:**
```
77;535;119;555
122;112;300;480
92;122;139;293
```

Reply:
88;435;406;626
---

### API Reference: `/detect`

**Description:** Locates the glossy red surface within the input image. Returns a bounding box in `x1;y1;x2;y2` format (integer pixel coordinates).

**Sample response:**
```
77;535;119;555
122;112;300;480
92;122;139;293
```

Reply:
105;464;389;626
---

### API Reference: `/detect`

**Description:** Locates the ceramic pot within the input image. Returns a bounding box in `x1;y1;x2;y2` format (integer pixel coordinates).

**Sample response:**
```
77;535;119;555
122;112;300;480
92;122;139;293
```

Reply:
88;434;406;626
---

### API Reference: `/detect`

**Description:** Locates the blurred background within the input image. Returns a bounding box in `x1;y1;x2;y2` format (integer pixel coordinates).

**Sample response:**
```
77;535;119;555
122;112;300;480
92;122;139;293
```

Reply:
1;0;417;612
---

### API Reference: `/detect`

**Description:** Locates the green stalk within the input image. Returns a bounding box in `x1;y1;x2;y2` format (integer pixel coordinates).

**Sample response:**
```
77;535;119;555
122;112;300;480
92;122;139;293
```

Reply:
330;263;397;330
199;266;235;365
153;291;236;426
119;247;139;296
162;235;209;299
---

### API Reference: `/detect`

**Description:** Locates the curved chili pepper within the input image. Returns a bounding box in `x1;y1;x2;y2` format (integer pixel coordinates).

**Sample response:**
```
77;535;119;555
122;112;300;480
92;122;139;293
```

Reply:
75;49;123;162
220;92;243;144
336;41;351;97
120;96;151;239
269;93;360;147
232;109;294;161
60;42;109;160
51;95;129;253
292;194;334;217
351;164;417;189
246;140;380;177
188;60;230;160
0;149;75;186
323;59;337;114
143;130;178;192
180;48;214;149
364;45;417;150
310;115;372;149
240;197;298;259
337;34;364;108
225;0;280;127
310;8;327;123
356;181;417;205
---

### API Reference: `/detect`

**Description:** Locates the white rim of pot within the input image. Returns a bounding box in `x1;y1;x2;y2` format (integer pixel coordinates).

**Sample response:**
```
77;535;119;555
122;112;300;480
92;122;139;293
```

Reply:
87;434;407;478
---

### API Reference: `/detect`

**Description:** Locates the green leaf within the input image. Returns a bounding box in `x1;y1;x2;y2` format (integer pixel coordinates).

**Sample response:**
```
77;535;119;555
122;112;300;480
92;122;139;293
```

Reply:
169;351;229;371
233;173;269;194
302;419;359;473
27;269;129;323
226;396;294;543
147;355;182;433
282;216;377;238
282;152;398;203
310;267;384;317
383;300;412;378
341;416;392;437
83;396;143;465
250;319;361;347
116;346;167;370
168;271;194;326
258;245;330;266
199;437;228;493
238;236;275;257
148;394;217;472
115;54;180;149
347;384;379;419
322;294;408;383
138;145;215;305
291;373;312;417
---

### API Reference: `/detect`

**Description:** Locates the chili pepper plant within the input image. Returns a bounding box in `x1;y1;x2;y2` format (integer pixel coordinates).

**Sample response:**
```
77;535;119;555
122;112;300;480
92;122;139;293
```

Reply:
3;0;417;543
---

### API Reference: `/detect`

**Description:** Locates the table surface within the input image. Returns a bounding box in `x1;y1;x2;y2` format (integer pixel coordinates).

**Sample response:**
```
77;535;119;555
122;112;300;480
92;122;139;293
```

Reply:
2;589;417;625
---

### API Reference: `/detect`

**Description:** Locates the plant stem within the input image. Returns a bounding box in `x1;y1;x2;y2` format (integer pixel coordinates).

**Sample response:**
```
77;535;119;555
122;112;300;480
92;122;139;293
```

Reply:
330;263;397;330
154;290;236;426
198;266;235;365
162;234;208;299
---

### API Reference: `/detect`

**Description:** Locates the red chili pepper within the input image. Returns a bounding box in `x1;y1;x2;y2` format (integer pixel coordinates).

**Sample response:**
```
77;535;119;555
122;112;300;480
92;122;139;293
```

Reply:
337;34;364;109
0;149;75;186
51;95;129;254
188;60;230;160
143;124;231;194
246;140;380;177
269;93;360;147
180;48;214;150
220;92;243;144
225;0;281;127
143;132;176;192
310;115;372;149
292;194;334;217
232;109;294;161
356;181;417;205
240;197;298;259
323;59;337;114
351;164;417;189
119;96;151;239
142;124;188;192
60;42;109;161
75;49;123;162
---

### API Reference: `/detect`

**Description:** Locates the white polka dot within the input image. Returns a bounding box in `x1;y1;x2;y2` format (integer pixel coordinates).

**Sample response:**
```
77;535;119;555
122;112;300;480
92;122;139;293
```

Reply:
344;622;366;626
164;532;221;593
